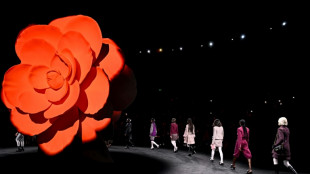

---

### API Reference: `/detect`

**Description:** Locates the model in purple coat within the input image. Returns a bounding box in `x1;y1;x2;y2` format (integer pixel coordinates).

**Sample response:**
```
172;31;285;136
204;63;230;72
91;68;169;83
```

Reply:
230;119;252;174
272;117;298;174
150;118;160;149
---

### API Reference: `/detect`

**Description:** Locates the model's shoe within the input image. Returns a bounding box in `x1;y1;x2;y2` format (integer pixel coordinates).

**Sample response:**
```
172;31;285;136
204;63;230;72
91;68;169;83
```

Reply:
188;154;192;156
246;170;252;174
192;150;196;154
274;165;279;174
210;158;214;162
230;164;235;170
151;147;154;150
16;147;22;152
124;146;129;149
21;147;24;151
288;166;298;174
219;162;224;165
174;147;178;153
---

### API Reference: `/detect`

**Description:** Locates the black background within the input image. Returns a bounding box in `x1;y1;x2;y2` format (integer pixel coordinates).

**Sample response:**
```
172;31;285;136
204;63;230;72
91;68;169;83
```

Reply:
1;1;309;172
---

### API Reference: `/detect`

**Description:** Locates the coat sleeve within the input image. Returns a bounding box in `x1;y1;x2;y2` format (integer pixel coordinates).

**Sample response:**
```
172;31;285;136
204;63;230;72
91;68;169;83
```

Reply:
183;124;188;137
236;128;242;148
222;127;224;140
274;128;284;146
150;123;153;135
211;127;215;144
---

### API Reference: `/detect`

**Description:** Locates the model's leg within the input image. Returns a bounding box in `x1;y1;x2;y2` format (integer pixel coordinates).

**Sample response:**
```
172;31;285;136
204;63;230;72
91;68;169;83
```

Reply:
273;158;279;174
247;158;252;173
283;160;298;174
210;149;215;161
219;147;224;164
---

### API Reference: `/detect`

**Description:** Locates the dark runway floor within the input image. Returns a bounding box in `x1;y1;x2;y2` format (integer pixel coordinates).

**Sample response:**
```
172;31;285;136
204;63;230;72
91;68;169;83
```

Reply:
1;145;308;174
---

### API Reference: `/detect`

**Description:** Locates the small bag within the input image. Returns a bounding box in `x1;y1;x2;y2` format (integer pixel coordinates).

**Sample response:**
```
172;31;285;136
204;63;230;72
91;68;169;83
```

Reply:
211;144;216;150
273;144;283;153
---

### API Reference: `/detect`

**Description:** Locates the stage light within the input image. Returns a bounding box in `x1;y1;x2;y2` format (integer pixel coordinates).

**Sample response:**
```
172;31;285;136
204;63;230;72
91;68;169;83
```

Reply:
209;41;214;48
240;34;246;40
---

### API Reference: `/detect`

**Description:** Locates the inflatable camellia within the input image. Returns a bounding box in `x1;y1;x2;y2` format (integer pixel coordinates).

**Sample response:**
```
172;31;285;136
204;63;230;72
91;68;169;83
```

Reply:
1;15;137;155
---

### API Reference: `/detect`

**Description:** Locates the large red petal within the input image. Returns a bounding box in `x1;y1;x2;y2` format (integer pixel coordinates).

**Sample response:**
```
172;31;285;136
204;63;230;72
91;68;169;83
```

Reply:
80;116;111;143
15;25;62;59
99;38;125;80
10;108;52;136
45;81;69;102
58;31;93;84
77;67;109;114
29;65;50;89
57;49;77;85
49;15;102;58
37;106;79;156
18;39;56;66
1;88;14;110
110;65;137;110
2;64;51;113
44;80;80;119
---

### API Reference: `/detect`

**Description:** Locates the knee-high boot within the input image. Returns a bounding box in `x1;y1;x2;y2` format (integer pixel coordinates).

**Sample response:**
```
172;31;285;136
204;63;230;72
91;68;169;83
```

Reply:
16;146;22;152
288;165;298;174
274;165;279;174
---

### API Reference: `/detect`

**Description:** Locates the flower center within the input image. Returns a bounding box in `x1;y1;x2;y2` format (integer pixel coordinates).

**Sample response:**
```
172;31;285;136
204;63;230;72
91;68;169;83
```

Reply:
46;70;64;90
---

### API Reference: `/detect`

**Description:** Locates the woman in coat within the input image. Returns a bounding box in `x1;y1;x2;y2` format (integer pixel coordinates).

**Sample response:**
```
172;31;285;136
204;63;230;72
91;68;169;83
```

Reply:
183;118;196;156
210;119;224;165
170;118;179;153
230;119;252;174
272;117;298;174
150;118;160;149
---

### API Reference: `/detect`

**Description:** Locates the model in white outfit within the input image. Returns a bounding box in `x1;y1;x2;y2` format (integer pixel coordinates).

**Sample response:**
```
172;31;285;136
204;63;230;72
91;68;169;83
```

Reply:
15;131;25;152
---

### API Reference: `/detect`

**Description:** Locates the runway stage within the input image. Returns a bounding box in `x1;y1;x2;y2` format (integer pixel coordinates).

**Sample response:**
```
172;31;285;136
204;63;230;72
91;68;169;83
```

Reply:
0;145;307;174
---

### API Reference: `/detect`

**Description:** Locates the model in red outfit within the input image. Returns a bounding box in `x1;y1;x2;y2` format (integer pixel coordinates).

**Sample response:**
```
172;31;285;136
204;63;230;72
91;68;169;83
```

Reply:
231;119;252;174
170;118;179;152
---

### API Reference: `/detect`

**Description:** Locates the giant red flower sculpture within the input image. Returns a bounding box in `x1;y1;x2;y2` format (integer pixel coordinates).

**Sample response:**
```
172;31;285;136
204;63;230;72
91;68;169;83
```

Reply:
1;15;137;155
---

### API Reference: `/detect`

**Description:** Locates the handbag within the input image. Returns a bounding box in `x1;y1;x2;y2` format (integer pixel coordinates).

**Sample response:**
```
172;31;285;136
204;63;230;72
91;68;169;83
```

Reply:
210;144;216;150
273;144;283;153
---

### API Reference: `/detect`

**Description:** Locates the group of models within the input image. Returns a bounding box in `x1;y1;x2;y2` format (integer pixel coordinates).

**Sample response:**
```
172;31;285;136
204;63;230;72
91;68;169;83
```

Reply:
124;116;298;174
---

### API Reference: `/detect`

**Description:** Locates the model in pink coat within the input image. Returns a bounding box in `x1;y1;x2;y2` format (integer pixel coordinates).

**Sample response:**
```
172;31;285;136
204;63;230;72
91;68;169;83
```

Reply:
231;119;252;174
183;118;196;156
210;119;224;165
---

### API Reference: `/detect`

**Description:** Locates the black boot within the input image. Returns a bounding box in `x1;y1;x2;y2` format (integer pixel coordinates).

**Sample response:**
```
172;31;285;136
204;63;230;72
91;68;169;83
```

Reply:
274;165;279;174
16;146;22;152
288;165;298;174
21;147;24;151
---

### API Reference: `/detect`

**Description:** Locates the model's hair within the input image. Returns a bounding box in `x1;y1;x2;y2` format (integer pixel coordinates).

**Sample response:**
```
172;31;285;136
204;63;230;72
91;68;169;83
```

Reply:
151;118;155;122
212;119;222;127
187;118;194;133
239;119;248;138
126;118;131;122
171;118;176;123
278;117;288;126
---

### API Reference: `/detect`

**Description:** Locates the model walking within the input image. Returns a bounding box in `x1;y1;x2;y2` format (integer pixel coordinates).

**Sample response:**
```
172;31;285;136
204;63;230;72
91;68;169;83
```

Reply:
210;119;224;165
272;117;298;174
15;131;24;152
230;119;252;174
150;118;160;149
183;118;196;156
170;118;179;153
124;118;134;149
